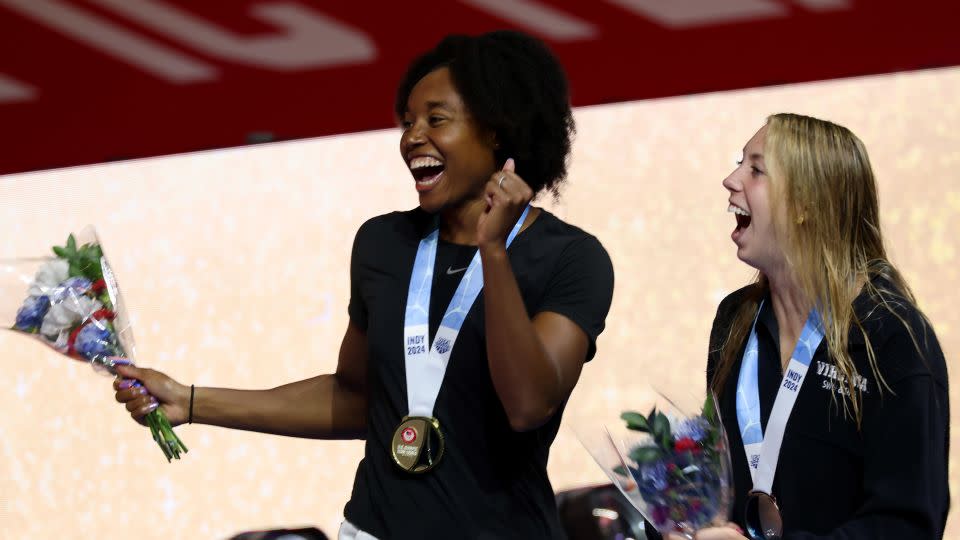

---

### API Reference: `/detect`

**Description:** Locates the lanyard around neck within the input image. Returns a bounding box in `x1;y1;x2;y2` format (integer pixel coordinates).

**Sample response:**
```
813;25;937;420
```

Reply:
402;206;531;417
736;300;825;493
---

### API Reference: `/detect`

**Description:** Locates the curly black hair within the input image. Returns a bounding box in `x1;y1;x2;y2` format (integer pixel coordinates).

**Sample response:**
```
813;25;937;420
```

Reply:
395;31;575;198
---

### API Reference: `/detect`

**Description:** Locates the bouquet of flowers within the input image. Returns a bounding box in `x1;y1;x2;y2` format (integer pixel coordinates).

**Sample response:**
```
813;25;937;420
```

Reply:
577;393;733;539
2;227;187;461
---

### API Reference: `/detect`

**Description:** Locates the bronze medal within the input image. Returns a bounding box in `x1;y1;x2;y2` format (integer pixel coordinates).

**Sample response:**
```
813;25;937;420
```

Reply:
391;416;445;473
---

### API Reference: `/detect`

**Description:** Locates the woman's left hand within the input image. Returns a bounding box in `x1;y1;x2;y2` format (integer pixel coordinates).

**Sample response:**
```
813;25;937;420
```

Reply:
477;158;533;250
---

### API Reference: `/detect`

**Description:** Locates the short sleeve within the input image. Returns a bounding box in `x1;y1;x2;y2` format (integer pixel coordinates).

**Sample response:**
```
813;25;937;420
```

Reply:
347;221;371;330
536;236;614;361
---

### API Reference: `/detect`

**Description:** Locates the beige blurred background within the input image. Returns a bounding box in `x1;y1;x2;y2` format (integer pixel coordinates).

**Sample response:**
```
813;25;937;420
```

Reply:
1;66;957;539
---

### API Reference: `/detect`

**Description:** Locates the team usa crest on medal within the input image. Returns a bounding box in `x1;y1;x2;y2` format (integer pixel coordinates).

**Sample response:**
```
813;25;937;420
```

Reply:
391;416;445;473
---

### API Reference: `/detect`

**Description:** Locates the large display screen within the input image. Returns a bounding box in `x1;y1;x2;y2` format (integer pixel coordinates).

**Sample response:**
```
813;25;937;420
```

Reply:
1;66;956;538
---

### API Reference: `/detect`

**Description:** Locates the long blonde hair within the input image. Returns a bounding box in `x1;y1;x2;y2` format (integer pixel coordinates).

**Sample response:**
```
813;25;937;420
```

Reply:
711;113;924;424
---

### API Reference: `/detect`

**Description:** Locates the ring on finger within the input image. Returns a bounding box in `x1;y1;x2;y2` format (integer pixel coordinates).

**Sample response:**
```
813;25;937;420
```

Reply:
498;174;506;189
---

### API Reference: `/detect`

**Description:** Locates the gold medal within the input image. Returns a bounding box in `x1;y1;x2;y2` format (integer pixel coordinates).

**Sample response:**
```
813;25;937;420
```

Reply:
391;416;445;473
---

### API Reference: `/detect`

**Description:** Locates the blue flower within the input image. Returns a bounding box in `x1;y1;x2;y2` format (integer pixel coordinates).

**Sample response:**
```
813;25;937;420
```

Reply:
674;417;710;442
641;461;669;492
15;296;50;331
74;322;115;360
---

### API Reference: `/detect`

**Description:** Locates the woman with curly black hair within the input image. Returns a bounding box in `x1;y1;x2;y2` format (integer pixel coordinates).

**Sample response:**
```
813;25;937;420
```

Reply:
113;31;614;539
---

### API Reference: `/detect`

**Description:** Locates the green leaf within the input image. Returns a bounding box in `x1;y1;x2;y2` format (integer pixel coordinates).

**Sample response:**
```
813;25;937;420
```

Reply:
79;259;103;281
652;411;671;442
621;411;651;432
703;393;718;424
66;234;76;252
82;245;101;267
701;430;717;448
68;249;103;280
629;445;663;464
52;246;69;258
612;465;627;477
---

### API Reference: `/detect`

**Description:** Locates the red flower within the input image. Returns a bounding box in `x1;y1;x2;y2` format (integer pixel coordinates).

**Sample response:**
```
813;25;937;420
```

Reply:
674;437;698;452
67;323;85;356
91;279;107;293
91;309;115;320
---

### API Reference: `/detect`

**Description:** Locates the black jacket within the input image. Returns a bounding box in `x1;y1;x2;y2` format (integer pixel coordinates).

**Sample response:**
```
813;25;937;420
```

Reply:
649;279;949;539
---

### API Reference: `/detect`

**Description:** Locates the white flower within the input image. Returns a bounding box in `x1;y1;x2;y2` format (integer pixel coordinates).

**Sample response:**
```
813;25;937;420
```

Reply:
28;259;69;297
40;295;103;350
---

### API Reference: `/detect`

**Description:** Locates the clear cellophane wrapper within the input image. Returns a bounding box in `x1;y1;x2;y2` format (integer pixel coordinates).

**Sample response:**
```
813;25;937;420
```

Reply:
1;226;186;461
574;392;733;538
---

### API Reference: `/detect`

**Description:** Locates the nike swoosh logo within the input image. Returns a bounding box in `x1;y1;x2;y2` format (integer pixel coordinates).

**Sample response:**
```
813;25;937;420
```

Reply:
446;266;468;275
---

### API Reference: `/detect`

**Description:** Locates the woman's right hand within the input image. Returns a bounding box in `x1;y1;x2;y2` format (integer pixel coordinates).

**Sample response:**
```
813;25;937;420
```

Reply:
113;363;191;426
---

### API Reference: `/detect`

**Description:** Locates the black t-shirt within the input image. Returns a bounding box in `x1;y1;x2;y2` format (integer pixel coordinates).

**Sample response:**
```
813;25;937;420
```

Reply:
344;208;615;539
646;278;950;539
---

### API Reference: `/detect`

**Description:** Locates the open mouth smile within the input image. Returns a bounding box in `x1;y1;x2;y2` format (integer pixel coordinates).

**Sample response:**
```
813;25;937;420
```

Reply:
409;156;445;192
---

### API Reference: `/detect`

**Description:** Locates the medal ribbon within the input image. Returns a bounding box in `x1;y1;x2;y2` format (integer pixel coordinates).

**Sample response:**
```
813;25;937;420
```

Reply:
736;300;825;493
403;206;530;418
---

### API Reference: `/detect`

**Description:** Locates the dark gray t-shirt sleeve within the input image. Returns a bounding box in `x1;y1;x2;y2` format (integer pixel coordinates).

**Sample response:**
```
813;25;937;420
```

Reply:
536;235;615;361
347;220;372;330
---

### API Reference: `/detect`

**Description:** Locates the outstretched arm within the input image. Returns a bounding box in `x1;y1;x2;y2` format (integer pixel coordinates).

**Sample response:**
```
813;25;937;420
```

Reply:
114;320;369;439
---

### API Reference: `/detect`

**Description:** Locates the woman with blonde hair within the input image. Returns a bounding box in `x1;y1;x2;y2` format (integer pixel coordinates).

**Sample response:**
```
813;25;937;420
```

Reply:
665;113;949;539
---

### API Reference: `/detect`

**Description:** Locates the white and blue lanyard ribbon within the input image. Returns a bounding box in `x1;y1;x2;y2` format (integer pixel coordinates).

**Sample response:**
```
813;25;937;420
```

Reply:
403;206;530;418
736;300;825;493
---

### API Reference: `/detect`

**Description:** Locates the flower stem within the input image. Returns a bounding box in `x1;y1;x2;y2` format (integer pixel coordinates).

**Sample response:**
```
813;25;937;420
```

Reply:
145;409;187;462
